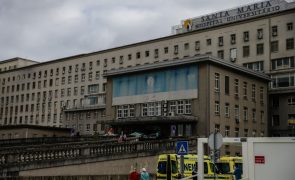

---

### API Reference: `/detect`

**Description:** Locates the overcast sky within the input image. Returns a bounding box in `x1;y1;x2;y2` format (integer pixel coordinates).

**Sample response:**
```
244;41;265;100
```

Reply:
0;0;269;62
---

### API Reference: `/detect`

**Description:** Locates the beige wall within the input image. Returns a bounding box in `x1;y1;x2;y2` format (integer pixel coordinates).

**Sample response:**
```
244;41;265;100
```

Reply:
19;155;158;176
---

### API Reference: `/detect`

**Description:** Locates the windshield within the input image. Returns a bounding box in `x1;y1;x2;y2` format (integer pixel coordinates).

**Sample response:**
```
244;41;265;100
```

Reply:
216;163;230;174
158;161;166;174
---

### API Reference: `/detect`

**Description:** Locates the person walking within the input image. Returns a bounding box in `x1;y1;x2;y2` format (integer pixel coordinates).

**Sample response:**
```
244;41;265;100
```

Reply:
140;168;149;180
233;165;242;180
129;168;140;180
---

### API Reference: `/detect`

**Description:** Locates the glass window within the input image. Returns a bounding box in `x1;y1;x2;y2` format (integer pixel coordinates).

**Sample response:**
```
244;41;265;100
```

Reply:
257;43;264;55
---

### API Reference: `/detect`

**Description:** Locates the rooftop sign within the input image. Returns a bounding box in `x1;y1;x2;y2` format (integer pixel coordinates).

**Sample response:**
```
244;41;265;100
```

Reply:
173;0;295;34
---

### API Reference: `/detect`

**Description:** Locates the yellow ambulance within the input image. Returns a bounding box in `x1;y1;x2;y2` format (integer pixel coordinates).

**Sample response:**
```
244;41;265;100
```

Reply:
156;154;233;179
216;156;243;174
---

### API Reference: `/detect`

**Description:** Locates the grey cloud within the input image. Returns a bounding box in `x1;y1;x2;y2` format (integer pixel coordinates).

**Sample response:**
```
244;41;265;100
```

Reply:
0;0;260;62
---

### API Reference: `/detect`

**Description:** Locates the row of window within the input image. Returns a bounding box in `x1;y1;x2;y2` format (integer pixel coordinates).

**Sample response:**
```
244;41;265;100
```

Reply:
0;65;17;72
215;124;264;137
0;84;102;104
0;113;62;125
0;95;105;116
271;73;295;88
1;70;105;88
116;100;192;119
214;101;264;123
271;56;294;70
215;73;265;104
1;81;106;98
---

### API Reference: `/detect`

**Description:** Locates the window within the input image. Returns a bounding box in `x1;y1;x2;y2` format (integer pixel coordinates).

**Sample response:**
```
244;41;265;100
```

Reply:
257;29;263;39
286;38;294;50
243;61;264;71
195;41;200;51
288;96;295;105
218;36;223;46
154;49;159;58
117;105;135;118
217;50;224;59
61;77;65;85
243;82;248;99
225;76;229;95
235;128;239;137
167;100;191;115
206;39;211;46
95;71;100;80
243;107;248;121
119;56;123;64
81;74;85;82
243;46;250;57
104;59;107;67
215;101;220;115
88;72;93;81
234;79;239;97
174;45;179;55
287;22;293;31
243;31;249;42
251;84;256;102
89;62;93;70
142;103;158;117
230;34;236;44
215;73;220;92
80;86;85;95
184;43;189;50
244;129;248;137
271;73;295;88
271;41;279;52
74;87;78;96
136;52;141;59
112;57;115;63
68;76;72;84
215;124;220;133
234;105;239;122
88;84;99;94
164;47;169;54
257;43;264;55
272;115;280;126
128;54;132;60
145;51;150;57
271;56;294;70
252;109;256;122
68;66;72;73
272;26;278;36
225;126;230;137
67;88;71;96
225;103;230;118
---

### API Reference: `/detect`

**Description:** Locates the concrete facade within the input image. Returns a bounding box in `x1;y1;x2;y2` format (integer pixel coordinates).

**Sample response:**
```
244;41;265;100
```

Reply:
105;56;269;155
0;0;294;137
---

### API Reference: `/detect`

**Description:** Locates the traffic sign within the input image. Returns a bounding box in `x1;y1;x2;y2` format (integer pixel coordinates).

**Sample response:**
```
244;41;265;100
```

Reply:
208;132;223;150
176;141;189;155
